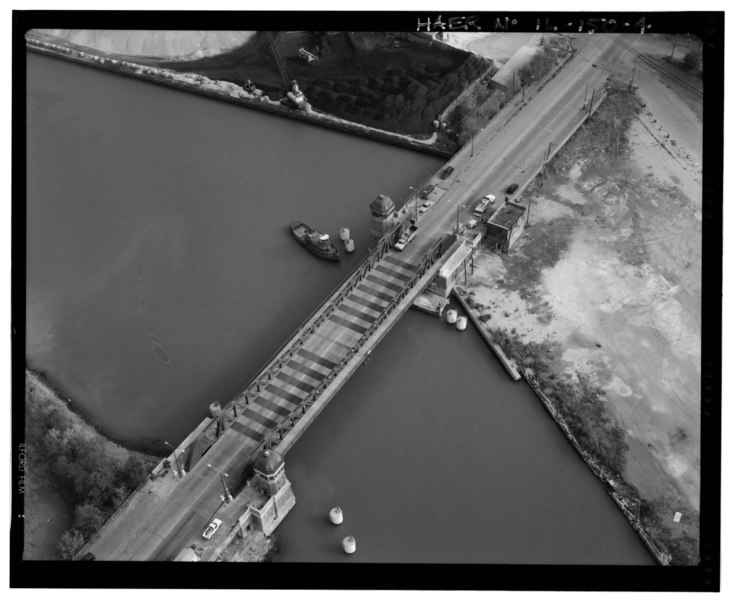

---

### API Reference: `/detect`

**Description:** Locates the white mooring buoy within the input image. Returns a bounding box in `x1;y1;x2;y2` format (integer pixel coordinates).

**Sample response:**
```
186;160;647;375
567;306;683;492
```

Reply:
340;227;350;242
456;316;468;331
342;535;356;554
329;506;344;525
345;239;355;253
446;309;458;324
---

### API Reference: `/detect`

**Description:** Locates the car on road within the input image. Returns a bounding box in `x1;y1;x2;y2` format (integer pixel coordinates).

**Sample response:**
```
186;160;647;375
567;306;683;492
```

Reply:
439;166;454;179
202;518;222;540
506;183;519;194
418;200;434;214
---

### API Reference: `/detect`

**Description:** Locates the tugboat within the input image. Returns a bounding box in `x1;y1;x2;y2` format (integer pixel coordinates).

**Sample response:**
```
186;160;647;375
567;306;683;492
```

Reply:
290;222;341;262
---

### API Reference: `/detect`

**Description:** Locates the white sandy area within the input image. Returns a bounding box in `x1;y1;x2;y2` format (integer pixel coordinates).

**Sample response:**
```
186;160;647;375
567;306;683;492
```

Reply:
439;32;541;63
34;29;255;60
467;71;702;513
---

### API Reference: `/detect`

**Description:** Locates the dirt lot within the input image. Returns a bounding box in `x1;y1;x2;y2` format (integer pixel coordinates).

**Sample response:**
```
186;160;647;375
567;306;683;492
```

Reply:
464;37;702;563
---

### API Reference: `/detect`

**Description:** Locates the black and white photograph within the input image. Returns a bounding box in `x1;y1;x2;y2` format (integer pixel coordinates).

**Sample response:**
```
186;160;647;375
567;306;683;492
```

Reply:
10;5;724;592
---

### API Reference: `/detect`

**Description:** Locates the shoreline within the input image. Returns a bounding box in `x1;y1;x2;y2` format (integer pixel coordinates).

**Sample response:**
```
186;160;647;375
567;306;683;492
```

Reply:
453;287;670;566
25;35;453;159
25;367;168;457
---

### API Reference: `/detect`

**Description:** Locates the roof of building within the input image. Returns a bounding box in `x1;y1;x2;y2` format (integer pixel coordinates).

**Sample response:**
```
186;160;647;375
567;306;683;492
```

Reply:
488;202;526;229
253;449;284;474
370;194;395;213
491;44;540;89
439;240;474;278
174;547;199;561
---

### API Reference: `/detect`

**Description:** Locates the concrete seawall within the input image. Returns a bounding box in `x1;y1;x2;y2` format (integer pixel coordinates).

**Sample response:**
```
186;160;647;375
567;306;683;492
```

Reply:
521;369;671;566
26;40;453;159
453;288;521;380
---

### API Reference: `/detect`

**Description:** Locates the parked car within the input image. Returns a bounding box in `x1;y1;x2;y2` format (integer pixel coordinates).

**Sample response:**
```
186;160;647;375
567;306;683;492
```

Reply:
202;518;222;540
506;183;519;194
418;200;434;214
439;166;454;179
420;184;435;199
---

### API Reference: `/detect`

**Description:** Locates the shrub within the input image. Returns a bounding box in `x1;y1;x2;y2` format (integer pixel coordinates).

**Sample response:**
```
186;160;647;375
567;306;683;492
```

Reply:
56;529;86;560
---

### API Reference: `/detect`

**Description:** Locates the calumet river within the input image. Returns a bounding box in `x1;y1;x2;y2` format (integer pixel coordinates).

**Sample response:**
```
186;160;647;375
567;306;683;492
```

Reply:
26;51;653;564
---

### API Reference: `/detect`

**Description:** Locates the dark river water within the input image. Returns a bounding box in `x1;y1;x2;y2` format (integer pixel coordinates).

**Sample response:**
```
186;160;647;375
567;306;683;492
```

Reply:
26;51;653;564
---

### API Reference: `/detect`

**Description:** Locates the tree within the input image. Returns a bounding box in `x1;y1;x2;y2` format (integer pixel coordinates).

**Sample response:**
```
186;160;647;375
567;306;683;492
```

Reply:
116;455;148;493
57;529;86;560
73;502;106;538
682;51;700;71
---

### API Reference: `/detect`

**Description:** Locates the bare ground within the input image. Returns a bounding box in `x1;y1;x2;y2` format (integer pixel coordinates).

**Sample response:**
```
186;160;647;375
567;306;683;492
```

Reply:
464;48;702;563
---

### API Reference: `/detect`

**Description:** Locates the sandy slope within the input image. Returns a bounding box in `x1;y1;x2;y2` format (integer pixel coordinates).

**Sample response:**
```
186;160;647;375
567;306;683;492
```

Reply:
35;29;255;60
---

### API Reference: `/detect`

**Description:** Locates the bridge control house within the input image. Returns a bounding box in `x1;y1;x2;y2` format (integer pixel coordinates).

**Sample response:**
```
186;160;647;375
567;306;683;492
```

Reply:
483;199;528;253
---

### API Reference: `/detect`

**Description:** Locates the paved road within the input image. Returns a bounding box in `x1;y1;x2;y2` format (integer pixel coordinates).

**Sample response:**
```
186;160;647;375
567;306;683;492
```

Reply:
400;35;628;265
87;34;631;561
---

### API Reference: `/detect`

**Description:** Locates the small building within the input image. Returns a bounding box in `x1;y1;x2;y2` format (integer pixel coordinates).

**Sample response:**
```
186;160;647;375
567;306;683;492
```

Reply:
369;194;397;240
490;45;539;93
426;236;479;297
484;200;528;253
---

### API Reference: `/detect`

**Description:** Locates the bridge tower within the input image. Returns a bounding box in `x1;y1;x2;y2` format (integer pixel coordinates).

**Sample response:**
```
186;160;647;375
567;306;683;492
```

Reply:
369;194;396;240
250;448;296;536
253;449;288;497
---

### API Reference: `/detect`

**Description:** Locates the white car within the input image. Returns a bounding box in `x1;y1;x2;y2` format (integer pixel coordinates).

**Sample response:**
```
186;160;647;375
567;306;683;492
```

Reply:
482;194;496;204
418;200;434;215
202;518;222;540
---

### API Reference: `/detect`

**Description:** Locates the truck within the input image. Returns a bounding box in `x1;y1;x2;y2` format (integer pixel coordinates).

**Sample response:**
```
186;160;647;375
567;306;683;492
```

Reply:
394;221;418;251
473;194;495;216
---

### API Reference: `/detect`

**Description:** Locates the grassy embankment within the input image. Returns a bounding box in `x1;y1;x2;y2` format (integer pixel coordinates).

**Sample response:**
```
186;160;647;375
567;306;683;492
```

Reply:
462;82;699;565
24;370;157;560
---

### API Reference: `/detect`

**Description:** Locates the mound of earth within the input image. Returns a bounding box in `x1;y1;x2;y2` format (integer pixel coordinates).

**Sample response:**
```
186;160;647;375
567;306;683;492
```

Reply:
155;31;493;136
34;29;256;60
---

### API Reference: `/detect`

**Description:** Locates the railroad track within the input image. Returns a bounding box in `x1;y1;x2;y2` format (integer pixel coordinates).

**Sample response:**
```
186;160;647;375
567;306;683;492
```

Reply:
606;34;703;99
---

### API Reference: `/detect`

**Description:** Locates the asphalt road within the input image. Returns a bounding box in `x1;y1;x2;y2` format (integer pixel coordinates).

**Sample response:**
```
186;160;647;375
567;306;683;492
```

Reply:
400;34;628;265
87;34;631;561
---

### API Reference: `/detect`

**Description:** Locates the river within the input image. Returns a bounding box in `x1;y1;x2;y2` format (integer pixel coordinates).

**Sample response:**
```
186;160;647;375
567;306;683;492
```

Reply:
25;50;653;564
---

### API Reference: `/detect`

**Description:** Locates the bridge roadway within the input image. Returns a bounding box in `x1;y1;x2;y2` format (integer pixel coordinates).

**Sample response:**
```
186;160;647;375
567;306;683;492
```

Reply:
84;35;629;561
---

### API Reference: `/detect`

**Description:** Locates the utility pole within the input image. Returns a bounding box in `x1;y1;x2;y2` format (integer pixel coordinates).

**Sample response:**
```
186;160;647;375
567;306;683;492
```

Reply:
670;37;677;58
164;441;185;479
629;60;637;89
587;88;596;121
208;463;233;503
471;133;474;157
584;81;589;104
546;142;553;162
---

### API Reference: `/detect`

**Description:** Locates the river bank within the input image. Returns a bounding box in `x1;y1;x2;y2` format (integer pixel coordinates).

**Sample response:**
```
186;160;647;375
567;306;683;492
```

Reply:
23;369;157;559
25;32;452;158
455;286;668;565
457;63;702;565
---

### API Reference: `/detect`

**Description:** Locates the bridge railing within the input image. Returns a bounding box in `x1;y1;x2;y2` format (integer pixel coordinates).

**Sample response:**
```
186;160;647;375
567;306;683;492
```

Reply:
227;229;396;411
252;234;453;449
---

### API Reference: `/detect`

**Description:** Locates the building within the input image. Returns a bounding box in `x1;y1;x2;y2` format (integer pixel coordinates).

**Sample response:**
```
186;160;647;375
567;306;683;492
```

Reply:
369;194;397;240
484;199;528;253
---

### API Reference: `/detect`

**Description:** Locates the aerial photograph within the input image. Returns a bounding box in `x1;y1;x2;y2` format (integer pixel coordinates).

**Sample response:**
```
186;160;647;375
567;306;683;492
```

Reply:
14;9;721;592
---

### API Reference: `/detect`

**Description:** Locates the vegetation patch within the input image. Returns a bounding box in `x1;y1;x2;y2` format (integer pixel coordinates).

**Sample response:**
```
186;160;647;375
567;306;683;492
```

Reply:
25;371;154;559
156;31;492;136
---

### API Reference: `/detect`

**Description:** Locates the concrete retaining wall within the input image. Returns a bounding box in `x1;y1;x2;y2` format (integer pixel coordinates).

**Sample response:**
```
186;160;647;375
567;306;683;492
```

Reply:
453;289;521;380
26;40;452;159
